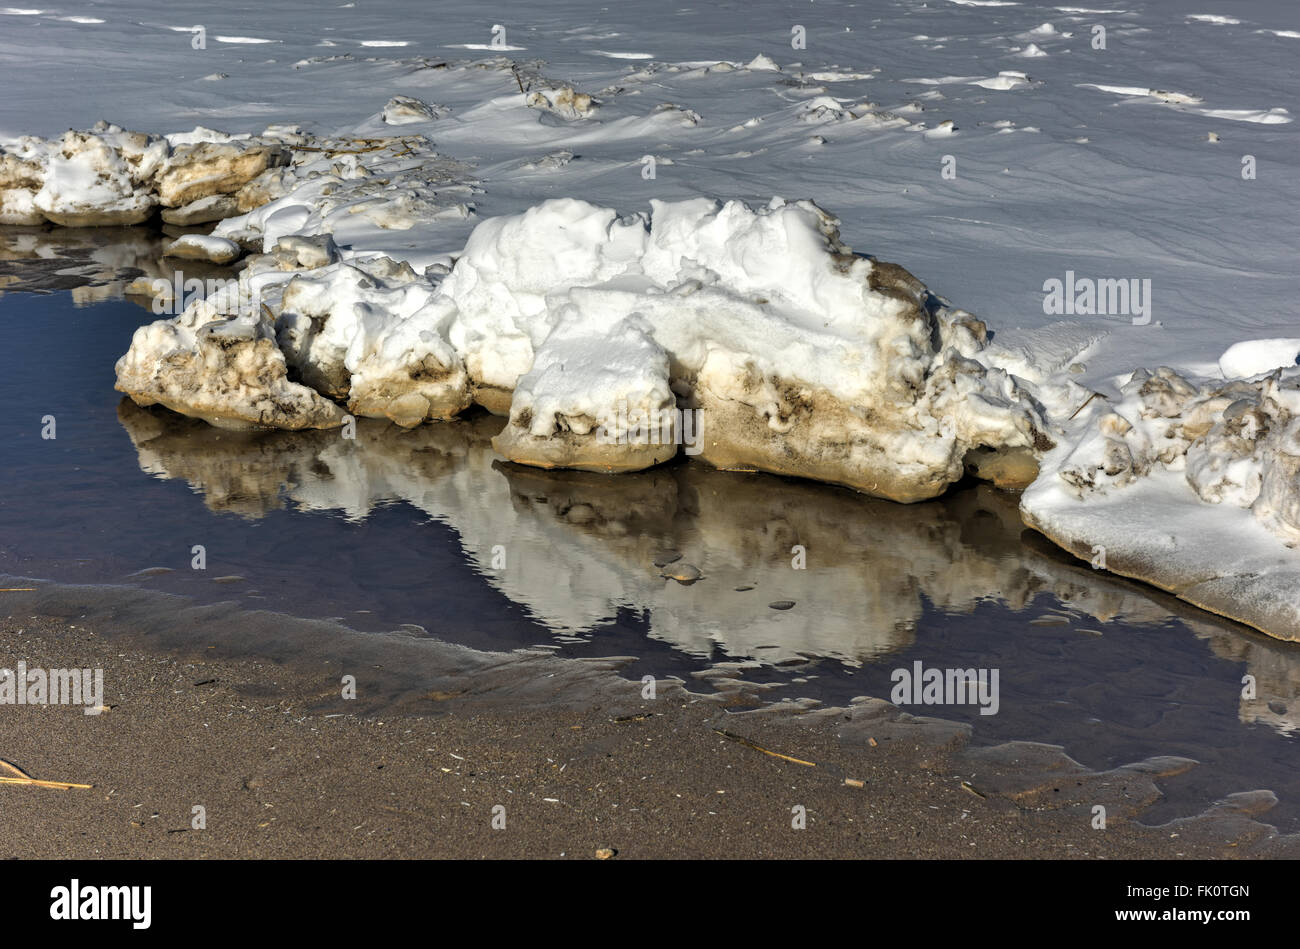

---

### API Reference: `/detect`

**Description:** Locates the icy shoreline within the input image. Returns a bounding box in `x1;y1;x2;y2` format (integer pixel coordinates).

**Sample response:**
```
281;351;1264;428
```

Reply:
3;113;1299;643
6;119;1049;500
1021;364;1300;642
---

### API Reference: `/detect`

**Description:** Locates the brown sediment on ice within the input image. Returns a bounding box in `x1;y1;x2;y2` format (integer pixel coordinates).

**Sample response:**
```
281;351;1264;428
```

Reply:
472;384;514;417
113;312;347;432
0;576;1296;859
963;445;1040;490
492;416;678;473
694;375;953;503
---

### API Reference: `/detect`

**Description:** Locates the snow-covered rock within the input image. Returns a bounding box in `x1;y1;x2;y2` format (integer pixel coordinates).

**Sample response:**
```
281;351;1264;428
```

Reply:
1021;365;1300;641
162;234;242;265
155;140;289;208
31;124;168;226
454;197;1049;497
114;277;346;431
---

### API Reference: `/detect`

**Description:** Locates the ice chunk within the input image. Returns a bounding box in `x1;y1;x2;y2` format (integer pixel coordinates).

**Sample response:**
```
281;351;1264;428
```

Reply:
493;309;678;471
344;295;471;426
1022;366;1300;641
117;194;1048;499
32;124;167;226
1219;338;1300;379
446;197;1047;493
114;277;346;431
277;259;438;399
155;140;289;208
162;234;242;265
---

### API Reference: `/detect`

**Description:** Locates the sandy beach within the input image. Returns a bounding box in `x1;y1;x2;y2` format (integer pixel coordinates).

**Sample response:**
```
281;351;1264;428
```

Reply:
1;603;1295;860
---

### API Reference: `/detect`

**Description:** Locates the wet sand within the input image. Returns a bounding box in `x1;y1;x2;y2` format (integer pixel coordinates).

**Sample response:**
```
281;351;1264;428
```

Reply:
1;613;1295;860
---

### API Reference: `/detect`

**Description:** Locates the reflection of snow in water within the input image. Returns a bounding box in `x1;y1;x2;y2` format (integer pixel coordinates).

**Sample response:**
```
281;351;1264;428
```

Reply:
114;400;1299;737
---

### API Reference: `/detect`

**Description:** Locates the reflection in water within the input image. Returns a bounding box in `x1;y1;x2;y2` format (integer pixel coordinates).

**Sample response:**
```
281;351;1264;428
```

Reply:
0;224;226;308
1197;622;1299;738
116;400;1299;736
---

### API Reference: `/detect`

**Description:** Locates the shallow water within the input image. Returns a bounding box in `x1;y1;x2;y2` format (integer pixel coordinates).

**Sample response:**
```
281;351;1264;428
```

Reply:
0;238;1296;831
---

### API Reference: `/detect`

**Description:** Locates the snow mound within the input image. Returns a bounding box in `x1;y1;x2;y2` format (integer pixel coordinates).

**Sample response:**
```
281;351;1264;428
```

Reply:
114;278;346;431
1022;365;1300;640
380;95;450;125
525;84;599;120
114;195;1049;503
9;123;169;226
1219;338;1300;379
443;197;1049;499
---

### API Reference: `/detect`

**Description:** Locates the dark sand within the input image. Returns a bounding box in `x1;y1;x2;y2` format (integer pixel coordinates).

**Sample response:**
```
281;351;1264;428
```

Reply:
1;612;1296;860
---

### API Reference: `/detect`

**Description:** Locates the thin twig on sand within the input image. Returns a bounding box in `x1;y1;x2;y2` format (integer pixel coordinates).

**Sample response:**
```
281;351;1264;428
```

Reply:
0;759;92;790
1068;391;1101;421
712;729;816;767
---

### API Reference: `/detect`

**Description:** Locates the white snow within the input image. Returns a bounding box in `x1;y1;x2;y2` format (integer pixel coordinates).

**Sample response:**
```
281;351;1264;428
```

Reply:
1021;365;1300;639
1220;340;1300;380
162;233;241;265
